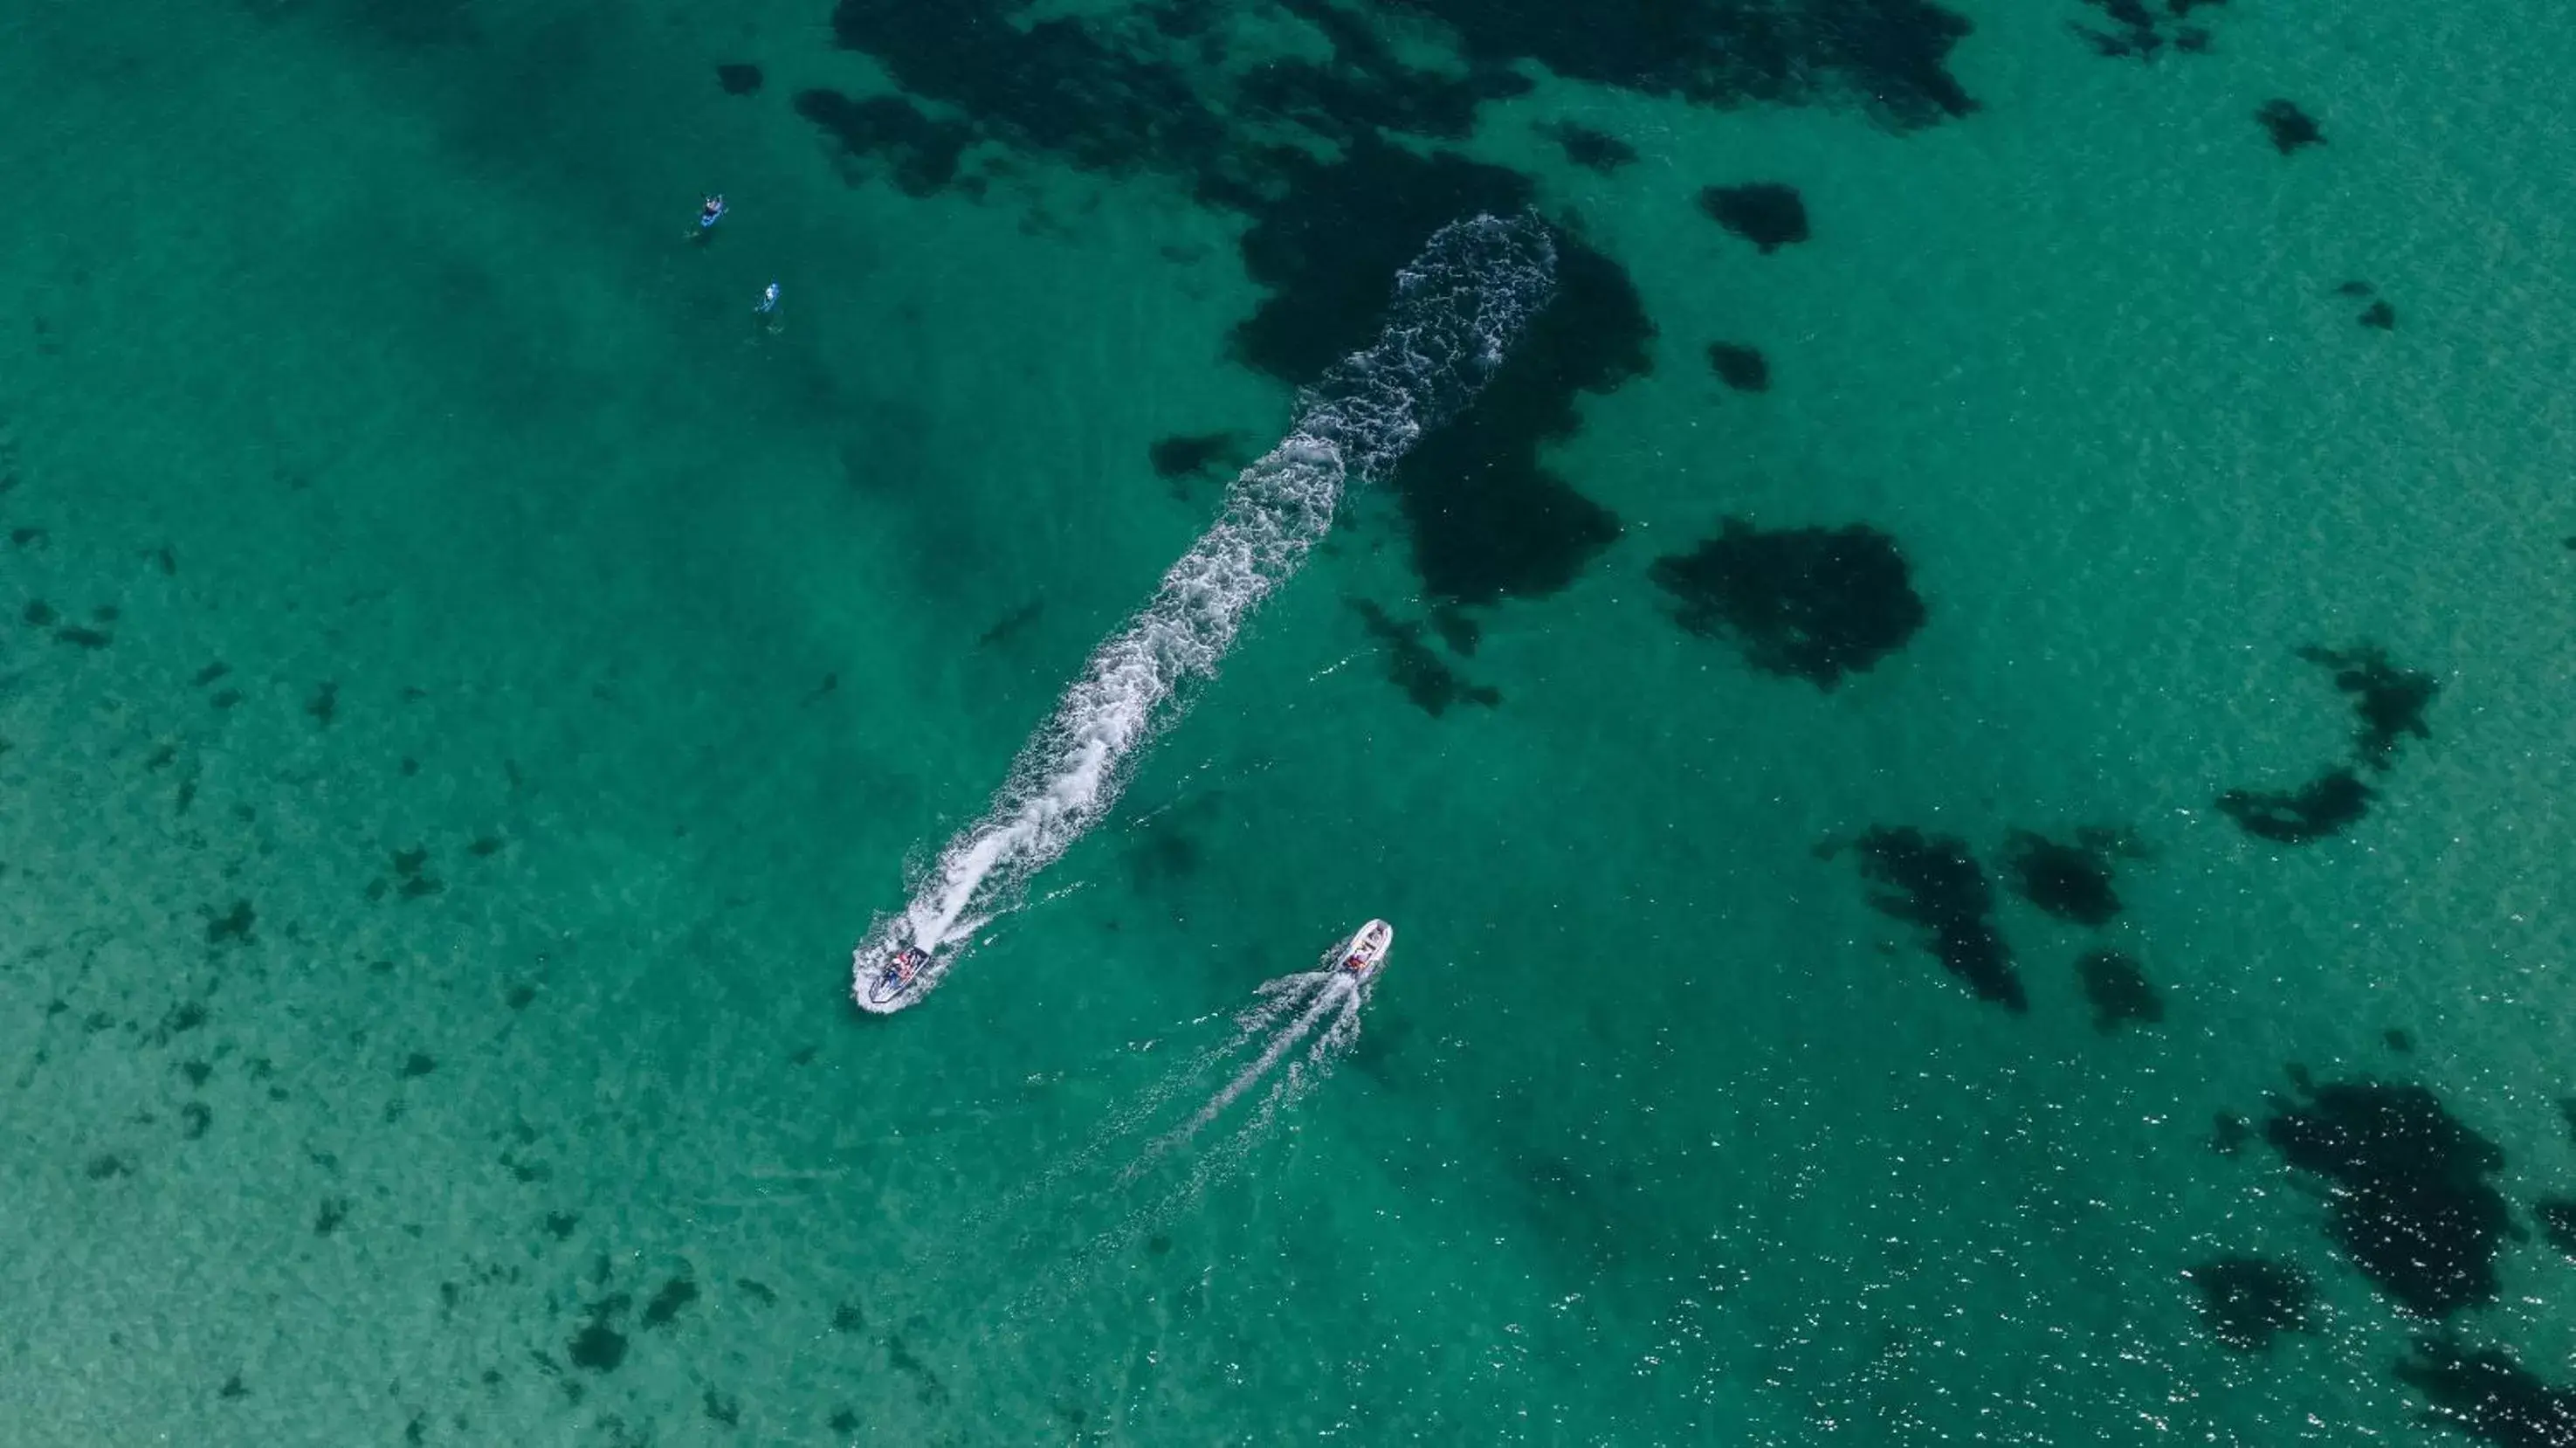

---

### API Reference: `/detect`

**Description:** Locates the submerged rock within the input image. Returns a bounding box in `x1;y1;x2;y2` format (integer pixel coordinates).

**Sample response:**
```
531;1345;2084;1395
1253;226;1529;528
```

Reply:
2217;768;2372;844
1705;341;1771;393
2537;1198;2576;1260
2397;1340;2576;1448
2001;829;2126;926
2263;1079;2511;1317
2184;1256;2314;1352
2297;644;2435;769
1349;600;1498;716
1147;431;1244;489
2075;948;2163;1032
568;1294;630;1371
1651;520;1925;690
1846;827;2022;1011
1538;120;1636;173
2257;99;2325;154
1698;183;1810;253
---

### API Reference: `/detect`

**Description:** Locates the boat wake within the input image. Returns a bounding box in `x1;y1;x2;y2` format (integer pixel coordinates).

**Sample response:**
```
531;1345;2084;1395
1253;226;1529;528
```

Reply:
851;213;1557;1010
975;953;1379;1309
1119;967;1367;1184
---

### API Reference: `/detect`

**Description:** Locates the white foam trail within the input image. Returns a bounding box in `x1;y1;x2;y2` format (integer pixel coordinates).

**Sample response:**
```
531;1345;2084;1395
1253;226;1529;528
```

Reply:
1126;973;1353;1175
1001;961;1374;1316
853;213;1557;1010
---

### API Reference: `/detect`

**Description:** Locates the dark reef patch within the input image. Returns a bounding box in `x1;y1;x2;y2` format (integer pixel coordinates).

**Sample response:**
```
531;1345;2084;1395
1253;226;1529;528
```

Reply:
2184;1256;2313;1352
1350;599;1498;716
1147;431;1241;479
642;1274;699;1329
716;62;763;96
1147;431;1246;497
2210;1112;2253;1156
2297;644;2435;769
385;845;444;901
2075;948;2162;1032
2264;1079;2510;1317
206;900;256;946
794;91;978;199
819;0;1260;203
2217;768;2372;845
1651;520;1925;689
1698;183;1809;253
1538;119;1637;173
2257;100;2324;155
1395;0;1977;126
1230;141;1638;605
2537;1199;2576;1259
825;0;1976;197
1706;341;1771;392
2072;0;2221;59
813;0;1698;607
1842;827;2022;1010
1429;603;1481;657
2360;299;2397;330
1360;223;1637;604
568;1315;628;1372
2397;1340;2576;1448
2001;828;2130;926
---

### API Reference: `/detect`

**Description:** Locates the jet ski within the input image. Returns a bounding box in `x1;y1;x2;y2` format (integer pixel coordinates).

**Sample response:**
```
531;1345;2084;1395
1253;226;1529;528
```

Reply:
865;940;931;1008
1332;919;1393;982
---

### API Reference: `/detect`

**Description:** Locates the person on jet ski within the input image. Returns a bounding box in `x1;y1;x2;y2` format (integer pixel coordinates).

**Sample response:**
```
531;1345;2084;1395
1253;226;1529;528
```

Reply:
888;944;926;982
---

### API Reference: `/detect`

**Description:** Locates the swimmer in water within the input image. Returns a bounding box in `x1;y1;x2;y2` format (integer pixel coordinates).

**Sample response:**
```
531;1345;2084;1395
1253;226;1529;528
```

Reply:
754;281;782;334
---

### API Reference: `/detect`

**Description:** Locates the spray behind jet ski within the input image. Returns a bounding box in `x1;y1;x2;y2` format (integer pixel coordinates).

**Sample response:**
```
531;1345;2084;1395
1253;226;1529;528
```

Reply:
851;213;1554;1013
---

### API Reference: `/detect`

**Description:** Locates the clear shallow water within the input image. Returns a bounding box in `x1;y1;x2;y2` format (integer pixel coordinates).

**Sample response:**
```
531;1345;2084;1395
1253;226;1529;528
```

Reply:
7;0;2576;1442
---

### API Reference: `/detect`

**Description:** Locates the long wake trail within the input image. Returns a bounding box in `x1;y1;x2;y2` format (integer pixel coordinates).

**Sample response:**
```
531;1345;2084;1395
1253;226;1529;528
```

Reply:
1124;972;1356;1178
852;213;1558;1010
980;962;1378;1320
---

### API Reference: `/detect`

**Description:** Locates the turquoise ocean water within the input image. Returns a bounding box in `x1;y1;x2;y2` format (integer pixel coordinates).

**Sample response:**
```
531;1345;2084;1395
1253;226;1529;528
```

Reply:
8;0;2576;1441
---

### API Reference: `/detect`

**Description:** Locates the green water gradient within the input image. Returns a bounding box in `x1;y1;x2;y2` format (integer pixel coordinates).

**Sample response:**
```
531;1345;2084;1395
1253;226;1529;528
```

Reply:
6;0;2576;1442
